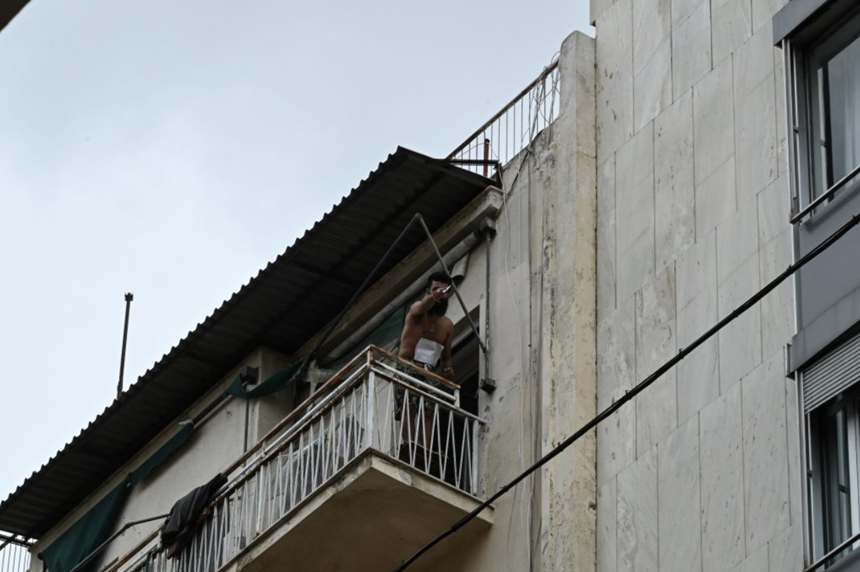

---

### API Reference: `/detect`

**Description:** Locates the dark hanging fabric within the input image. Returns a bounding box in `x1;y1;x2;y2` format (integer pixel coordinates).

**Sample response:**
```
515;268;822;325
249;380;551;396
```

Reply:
161;473;228;558
42;484;129;572
225;362;302;399
41;425;195;572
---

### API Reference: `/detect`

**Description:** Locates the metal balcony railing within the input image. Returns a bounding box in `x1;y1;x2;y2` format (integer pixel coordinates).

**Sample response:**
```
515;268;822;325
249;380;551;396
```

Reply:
447;58;560;176
0;537;31;572
101;346;484;572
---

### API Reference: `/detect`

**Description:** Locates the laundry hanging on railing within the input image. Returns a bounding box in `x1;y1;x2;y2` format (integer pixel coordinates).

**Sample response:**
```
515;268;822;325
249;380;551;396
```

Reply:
41;424;195;572
161;473;227;559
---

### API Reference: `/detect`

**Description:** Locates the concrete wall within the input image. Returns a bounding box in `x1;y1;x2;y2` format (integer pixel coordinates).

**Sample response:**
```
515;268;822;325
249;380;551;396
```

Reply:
427;30;598;572
589;0;802;569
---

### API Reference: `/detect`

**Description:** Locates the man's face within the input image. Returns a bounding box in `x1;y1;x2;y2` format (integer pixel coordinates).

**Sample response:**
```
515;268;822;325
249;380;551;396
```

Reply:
428;281;450;315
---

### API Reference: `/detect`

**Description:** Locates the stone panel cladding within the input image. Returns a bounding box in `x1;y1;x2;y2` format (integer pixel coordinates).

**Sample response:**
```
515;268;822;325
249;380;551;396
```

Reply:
592;0;801;569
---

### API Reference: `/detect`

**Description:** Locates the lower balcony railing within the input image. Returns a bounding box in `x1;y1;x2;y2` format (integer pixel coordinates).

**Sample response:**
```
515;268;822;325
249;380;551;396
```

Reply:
106;346;484;572
0;538;30;572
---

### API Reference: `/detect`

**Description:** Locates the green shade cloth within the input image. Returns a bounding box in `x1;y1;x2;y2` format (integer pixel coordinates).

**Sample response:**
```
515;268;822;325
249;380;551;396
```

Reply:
225;362;302;399
129;424;194;486
42;483;128;572
328;304;407;370
42;425;195;572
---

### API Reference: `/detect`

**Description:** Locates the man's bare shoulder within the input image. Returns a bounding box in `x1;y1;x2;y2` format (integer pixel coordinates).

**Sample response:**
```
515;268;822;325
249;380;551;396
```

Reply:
407;300;425;317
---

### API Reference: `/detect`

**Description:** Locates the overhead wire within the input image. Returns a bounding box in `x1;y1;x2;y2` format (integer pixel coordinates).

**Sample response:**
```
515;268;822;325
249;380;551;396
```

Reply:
388;208;860;570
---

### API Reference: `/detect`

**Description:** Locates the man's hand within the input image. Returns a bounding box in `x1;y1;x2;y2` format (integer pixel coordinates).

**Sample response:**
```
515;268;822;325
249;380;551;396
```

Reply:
442;365;454;378
430;285;450;302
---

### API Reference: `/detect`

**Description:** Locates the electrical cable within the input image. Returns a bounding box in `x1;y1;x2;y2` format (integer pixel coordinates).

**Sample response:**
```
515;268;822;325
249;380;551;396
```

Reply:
389;210;860;572
66;513;170;572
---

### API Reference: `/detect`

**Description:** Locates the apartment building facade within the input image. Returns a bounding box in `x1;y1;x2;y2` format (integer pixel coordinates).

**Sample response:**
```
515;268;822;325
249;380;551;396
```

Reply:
592;0;860;569
0;30;599;571
1;0;859;570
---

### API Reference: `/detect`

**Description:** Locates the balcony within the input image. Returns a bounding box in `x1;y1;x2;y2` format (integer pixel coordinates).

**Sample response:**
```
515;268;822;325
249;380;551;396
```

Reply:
105;347;490;572
0;538;30;572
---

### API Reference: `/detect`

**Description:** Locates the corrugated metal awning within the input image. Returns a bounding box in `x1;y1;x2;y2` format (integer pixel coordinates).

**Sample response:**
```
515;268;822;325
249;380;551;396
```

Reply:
0;0;30;32
0;147;493;538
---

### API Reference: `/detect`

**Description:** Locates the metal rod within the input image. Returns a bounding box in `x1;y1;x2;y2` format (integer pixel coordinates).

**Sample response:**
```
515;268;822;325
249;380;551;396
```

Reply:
804;530;860;572
415;215;488;354
66;513;169;572
303;213;422;370
117;292;134;399
483;139;490;177
792;162;860;224
444;158;501;167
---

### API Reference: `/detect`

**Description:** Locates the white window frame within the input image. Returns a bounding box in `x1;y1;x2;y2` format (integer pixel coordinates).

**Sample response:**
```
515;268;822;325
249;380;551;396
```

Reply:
807;388;860;562
786;4;860;220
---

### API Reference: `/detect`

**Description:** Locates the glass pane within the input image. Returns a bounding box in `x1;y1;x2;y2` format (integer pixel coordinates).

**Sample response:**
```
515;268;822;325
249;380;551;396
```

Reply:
824;408;852;552
821;33;860;191
817;66;831;196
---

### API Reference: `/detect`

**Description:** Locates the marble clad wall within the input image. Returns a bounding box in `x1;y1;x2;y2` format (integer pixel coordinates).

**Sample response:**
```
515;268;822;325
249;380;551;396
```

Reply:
590;0;801;568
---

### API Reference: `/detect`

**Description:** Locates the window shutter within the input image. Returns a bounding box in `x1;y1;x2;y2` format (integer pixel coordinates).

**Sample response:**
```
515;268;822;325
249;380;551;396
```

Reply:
803;331;860;413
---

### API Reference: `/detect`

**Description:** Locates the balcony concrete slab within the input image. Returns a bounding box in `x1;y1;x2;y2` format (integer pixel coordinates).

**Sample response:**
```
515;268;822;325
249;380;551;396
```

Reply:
228;452;492;572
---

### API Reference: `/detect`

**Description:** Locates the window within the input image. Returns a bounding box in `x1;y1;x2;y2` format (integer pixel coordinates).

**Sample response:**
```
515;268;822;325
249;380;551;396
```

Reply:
787;3;860;209
781;1;860;374
781;3;860;567
809;392;859;562
803;331;860;566
804;21;860;203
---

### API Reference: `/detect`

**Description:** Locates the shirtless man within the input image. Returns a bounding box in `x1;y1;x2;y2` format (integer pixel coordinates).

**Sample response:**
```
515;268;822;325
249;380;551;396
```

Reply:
399;271;455;378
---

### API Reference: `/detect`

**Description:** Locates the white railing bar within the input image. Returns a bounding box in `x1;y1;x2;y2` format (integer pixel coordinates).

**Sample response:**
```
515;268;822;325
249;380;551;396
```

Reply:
260;364;370;454
372;367;486;424
222;367;371;490
372;362;457;401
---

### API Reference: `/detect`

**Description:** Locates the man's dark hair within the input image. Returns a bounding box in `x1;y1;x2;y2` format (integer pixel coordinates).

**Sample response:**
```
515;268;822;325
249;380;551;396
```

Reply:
426;271;452;289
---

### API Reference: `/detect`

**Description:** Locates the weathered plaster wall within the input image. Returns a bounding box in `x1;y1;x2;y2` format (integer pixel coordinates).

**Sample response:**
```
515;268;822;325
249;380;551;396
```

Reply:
28;348;291;572
589;0;801;570
427;30;597;572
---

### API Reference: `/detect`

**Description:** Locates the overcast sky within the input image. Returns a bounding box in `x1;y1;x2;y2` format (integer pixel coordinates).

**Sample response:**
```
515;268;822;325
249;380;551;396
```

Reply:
0;0;591;507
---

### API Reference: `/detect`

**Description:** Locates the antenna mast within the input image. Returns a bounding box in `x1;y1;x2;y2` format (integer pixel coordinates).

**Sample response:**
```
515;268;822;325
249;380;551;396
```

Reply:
117;293;133;399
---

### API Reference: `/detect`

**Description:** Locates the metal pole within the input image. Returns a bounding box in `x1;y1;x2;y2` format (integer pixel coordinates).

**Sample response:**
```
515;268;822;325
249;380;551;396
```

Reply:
302;214;422;371
117;292;134;399
482;139;490;177
65;513;168;572
415;215;488;354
